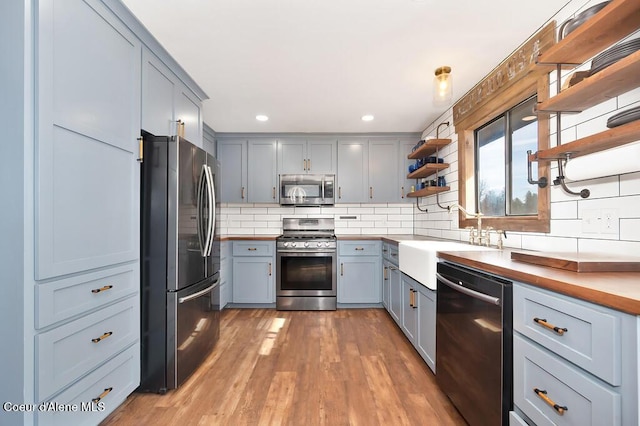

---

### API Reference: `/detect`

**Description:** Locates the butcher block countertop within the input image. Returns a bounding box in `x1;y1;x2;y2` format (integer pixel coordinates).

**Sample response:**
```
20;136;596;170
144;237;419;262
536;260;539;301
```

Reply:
437;250;640;315
221;235;280;241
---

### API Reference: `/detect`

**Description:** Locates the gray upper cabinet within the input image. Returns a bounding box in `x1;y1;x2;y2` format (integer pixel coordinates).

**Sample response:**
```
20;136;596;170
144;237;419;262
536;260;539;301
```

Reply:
400;139;417;202
248;139;278;203
337;140;368;202
36;0;142;279
368;140;399;202
218;139;248;203
141;48;204;147
203;123;216;157
277;139;337;175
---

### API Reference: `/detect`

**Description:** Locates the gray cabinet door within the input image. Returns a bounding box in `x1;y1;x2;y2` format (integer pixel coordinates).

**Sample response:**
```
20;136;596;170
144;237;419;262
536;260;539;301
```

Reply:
389;265;401;324
36;0;141;279
277;140;306;174
248;139;278;203
417;285;436;373
217;140;247;203
307;139;337;174
382;260;391;309
175;84;202;147
338;257;381;303
232;257;273;303
141;49;175;137
401;276;418;344
337;140;368;202
400;140;417;202
369;140;399;202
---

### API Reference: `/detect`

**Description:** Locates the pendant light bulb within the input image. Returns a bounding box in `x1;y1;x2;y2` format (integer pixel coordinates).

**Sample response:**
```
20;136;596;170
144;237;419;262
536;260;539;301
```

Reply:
433;66;452;105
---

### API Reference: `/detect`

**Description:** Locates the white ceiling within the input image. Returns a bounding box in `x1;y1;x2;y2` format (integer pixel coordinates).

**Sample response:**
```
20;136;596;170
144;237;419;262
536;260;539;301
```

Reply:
121;0;570;134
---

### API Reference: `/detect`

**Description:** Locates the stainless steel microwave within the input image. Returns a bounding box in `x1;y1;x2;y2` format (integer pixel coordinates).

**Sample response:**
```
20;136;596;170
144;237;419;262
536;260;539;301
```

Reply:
279;174;335;206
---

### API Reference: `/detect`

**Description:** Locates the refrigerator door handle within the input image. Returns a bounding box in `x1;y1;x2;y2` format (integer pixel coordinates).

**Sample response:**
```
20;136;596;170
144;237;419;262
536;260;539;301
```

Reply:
178;280;219;304
203;165;215;257
196;164;207;256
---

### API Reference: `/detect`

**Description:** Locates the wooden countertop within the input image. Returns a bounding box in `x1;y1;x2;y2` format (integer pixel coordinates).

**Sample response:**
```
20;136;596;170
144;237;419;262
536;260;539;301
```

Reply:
221;235;279;241
437;250;640;315
336;234;439;243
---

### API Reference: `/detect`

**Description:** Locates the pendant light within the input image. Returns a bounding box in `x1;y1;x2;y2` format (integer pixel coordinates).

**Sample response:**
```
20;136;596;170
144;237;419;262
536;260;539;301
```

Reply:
433;66;452;104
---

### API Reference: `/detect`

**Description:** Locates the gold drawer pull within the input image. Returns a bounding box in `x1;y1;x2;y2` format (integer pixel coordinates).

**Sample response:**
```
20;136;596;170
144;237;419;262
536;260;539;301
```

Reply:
247;247;257;251
91;387;113;404
268;262;272;276
91;285;113;294
91;332;113;343
533;317;568;335
355;247;365;251
340;263;344;276
534;388;567;415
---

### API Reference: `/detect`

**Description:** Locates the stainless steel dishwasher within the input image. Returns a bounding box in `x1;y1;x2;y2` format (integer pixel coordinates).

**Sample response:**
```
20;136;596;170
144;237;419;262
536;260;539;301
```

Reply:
436;261;513;426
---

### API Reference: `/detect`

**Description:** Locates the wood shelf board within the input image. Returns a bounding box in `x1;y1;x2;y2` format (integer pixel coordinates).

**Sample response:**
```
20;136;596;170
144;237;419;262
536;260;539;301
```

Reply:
407;163;449;179
406;186;450;198
537;49;640;113
407;139;452;159
537;0;640;65
511;251;640;272
532;119;640;161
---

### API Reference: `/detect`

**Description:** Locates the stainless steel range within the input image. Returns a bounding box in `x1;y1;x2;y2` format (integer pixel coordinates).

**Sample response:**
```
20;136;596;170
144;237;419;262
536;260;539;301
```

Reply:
276;218;337;311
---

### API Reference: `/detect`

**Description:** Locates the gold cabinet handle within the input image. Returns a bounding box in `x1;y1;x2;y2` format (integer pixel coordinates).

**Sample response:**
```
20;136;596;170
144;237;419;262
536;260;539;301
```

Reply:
401;186;404;199
137;137;143;162
268;262;272;276
307;158;311;170
534;388;567;415
412;290;418;309
272;186;276;199
91;331;113;343
369;186;373;199
340;263;344;276
338;187;342;199
247;247;257;251
384;266;388;280
241;187;245;199
355;247;364;251
303;159;307;171
91;387;113;404
533;317;568;336
91;285;113;294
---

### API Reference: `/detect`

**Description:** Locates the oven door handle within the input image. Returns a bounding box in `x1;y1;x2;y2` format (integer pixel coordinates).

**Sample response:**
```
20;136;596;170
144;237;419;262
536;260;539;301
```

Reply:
278;250;336;254
436;273;501;306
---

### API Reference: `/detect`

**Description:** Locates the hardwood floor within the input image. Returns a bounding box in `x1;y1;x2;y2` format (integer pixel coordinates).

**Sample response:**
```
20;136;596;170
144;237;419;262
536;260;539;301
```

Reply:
101;308;466;426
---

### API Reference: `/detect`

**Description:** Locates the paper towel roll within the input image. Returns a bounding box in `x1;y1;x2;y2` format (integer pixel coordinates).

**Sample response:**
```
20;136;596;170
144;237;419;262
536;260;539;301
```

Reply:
564;141;640;181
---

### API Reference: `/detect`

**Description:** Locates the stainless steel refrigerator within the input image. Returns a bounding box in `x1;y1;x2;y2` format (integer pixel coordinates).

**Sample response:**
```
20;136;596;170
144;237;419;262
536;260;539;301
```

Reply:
139;131;220;393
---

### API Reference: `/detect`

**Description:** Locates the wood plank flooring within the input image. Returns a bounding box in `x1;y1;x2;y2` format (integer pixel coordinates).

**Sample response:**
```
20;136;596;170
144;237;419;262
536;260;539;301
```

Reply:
101;308;466;426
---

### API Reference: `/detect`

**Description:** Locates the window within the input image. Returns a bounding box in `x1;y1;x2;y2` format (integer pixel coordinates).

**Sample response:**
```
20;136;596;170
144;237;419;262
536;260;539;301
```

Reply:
475;96;538;217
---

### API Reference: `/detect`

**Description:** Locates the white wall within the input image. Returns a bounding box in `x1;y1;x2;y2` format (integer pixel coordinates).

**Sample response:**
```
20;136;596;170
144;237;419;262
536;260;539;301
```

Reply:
414;1;640;256
219;203;413;236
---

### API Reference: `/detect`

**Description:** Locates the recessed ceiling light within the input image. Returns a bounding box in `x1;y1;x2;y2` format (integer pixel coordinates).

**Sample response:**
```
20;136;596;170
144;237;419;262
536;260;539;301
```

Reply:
256;115;269;122
522;115;537;122
361;115;374;122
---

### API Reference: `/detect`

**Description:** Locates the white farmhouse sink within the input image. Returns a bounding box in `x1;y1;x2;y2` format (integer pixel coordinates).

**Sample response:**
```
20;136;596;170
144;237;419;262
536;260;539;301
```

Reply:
398;241;494;290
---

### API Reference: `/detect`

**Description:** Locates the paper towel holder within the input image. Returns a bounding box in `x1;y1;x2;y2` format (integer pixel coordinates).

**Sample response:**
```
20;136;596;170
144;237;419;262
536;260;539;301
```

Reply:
554;154;590;198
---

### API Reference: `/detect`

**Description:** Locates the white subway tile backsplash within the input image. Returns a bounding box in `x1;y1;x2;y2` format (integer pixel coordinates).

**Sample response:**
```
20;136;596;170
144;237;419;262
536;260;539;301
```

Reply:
347;207;374;214
578;239;640;257
521;235;578;252
550;201;577;219
621;219;640;241
375;207;401;214
620;172;640;196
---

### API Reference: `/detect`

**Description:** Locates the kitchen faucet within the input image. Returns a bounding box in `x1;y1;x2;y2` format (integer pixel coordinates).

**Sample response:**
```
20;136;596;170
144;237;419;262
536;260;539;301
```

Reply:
448;203;503;248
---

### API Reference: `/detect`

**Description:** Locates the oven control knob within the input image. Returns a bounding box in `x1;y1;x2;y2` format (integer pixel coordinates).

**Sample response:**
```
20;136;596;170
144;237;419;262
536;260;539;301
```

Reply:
304;242;309;247
283;242;290;247
324;242;330;247
317;242;322;247
291;242;297;248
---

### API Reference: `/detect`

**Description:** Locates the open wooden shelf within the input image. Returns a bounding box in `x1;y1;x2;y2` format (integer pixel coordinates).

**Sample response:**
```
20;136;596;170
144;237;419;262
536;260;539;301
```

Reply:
537;0;640;65
537;49;640;113
407;163;449;179
406;186;450;198
407;138;451;159
530;119;640;161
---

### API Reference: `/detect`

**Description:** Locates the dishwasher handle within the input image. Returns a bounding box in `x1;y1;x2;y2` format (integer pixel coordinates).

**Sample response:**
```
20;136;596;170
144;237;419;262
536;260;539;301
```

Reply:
436;272;501;306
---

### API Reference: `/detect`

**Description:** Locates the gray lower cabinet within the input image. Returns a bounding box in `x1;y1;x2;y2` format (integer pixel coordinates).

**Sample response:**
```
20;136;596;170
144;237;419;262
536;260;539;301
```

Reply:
416;285;436;373
382;260;391;309
388;264;402;324
248;139;278;203
513;283;638;426
217;139;248;203
219;241;232;309
337;241;381;304
232;241;275;304
401;275;418;343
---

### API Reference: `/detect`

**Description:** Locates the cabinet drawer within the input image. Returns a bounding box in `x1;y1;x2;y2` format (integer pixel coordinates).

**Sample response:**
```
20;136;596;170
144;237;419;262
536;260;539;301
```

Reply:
387;245;399;264
221;241;232;259
513;283;621;385
514;334;620;426
339;241;381;256
37;296;139;401
36;343;140;426
36;264;137;328
232;241;274;256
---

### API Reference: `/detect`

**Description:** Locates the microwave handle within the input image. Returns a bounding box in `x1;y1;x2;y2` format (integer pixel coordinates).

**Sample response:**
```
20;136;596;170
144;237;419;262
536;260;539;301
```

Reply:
322;178;325;200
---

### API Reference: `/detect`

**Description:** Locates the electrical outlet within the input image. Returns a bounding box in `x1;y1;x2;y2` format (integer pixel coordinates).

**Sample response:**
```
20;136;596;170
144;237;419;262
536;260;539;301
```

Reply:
581;209;600;234
601;208;619;235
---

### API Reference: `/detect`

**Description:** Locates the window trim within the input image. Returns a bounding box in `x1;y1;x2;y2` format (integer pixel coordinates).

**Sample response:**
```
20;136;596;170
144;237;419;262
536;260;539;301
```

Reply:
456;75;550;233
